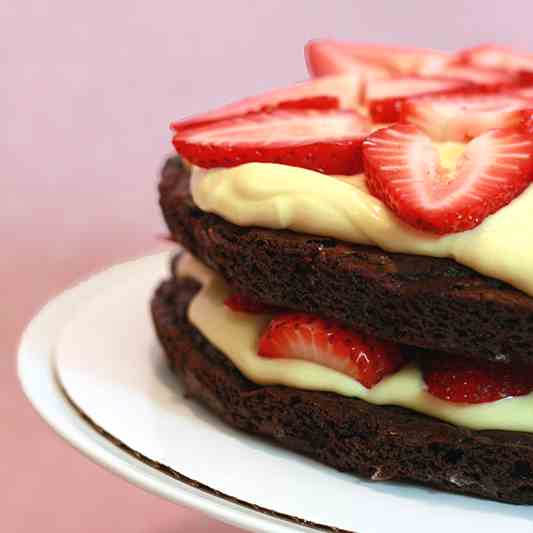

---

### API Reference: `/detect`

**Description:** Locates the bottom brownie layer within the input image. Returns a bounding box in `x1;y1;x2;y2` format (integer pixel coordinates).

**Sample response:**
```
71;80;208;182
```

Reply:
151;275;533;504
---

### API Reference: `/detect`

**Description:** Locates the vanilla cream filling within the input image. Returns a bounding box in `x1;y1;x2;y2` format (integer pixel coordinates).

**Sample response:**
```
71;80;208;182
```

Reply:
179;253;533;432
190;148;533;297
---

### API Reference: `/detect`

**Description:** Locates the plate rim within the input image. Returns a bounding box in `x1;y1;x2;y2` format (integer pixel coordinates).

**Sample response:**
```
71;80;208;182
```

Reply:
16;252;344;533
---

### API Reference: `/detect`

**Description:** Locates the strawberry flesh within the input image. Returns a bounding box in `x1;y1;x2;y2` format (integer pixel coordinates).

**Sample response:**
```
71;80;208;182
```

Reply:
346;43;450;75
173;109;371;175
258;312;406;388
510;85;533;99
422;63;519;89
459;44;533;73
172;75;360;131
305;40;395;79
422;353;533;404
224;293;280;314
364;76;472;122
400;92;533;141
362;124;533;234
306;40;450;77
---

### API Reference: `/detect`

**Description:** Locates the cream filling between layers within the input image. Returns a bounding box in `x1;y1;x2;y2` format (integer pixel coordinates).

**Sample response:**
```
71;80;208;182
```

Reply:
190;147;533;297
178;253;533;433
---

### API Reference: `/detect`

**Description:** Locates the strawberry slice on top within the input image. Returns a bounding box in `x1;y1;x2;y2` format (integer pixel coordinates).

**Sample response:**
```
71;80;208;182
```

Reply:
401;92;533;141
362;124;533;234
305;40;395;79
364;76;472;122
344;43;450;75
171;75;361;131
422;63;519;89
305;40;450;77
258;312;406;388
172;109;371;175
459;44;533;73
422;353;533;404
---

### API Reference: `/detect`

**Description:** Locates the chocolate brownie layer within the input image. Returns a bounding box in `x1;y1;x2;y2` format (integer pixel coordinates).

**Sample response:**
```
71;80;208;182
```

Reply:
159;156;533;365
151;274;533;504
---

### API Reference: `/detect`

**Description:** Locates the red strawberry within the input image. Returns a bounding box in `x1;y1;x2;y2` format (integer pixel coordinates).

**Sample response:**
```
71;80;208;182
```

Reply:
364;76;471;122
305;40;394;79
400;92;533;141
345;44;450;75
224;293;279;314
362;124;533;234
305;40;450;77
258;312;406;388
510;85;533;99
422;353;533;404
171;75;361;131
172;109;371;175
522;110;533;134
422;64;519;89
459;44;533;73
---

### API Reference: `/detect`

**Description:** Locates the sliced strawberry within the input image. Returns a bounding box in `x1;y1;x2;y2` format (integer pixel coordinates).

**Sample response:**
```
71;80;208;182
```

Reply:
459;44;533;73
172;109;371;175
423;64;519;89
364;76;471;122
258;312;406;388
400;92;533;141
362;124;533;234
422;353;533;404
171;75;361;131
510;85;533;99
522;110;533;134
517;72;533;85
305;40;394;79
305;40;450;77
224;293;279;314
345;43;450;75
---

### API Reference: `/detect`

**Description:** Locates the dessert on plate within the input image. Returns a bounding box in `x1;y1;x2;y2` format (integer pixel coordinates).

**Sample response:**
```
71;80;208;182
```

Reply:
152;40;533;504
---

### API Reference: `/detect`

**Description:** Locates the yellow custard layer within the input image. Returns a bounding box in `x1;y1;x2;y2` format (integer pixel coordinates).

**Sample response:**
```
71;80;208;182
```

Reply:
190;146;533;297
178;253;533;432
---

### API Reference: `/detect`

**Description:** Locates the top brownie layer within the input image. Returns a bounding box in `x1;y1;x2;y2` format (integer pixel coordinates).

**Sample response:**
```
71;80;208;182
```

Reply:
159;156;533;365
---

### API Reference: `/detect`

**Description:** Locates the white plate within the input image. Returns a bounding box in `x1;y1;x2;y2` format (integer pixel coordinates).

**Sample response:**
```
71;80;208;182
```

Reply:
18;252;533;533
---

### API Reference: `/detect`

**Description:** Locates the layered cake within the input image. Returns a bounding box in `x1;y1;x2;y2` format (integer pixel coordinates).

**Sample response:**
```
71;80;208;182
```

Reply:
152;41;533;503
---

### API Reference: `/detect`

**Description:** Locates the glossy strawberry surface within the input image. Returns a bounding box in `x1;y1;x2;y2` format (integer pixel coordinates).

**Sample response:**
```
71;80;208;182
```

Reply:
362;124;533;233
258;312;406;388
171;75;360;131
400;91;533;141
173;109;371;175
423;353;533;404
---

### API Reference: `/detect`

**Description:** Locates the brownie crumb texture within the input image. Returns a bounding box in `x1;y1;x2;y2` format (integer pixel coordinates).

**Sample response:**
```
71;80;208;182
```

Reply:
151;276;533;505
159;156;533;366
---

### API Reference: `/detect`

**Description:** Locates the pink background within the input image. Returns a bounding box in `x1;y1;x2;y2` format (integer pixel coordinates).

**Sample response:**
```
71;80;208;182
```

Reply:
4;1;533;531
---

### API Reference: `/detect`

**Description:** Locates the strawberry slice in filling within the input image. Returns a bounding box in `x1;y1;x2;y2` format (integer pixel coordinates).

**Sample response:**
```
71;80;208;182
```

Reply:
422;353;533;404
362;124;533;234
224;293;280;314
225;296;533;403
258;312;406;388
